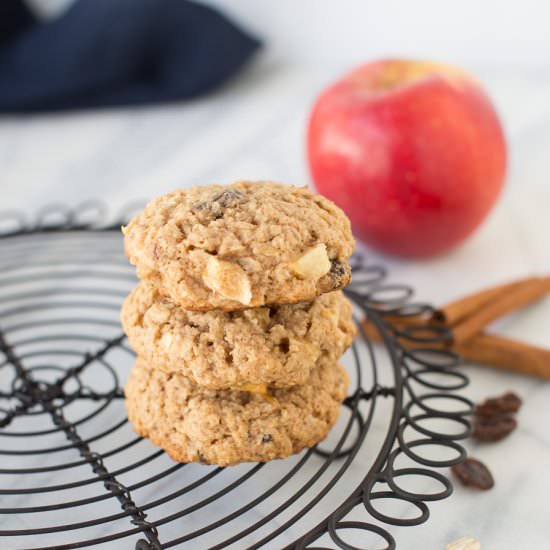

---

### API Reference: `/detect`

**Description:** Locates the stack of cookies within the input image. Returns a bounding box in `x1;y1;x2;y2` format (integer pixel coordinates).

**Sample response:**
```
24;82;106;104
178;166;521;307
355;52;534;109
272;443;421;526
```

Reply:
121;181;356;466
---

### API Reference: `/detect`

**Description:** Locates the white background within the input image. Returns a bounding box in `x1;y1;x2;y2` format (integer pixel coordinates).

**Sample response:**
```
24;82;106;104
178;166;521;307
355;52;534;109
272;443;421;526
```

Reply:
204;0;550;68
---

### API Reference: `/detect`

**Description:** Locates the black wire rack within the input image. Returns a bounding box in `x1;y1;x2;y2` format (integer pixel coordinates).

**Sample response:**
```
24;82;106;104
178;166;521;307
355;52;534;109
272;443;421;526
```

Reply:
0;202;473;550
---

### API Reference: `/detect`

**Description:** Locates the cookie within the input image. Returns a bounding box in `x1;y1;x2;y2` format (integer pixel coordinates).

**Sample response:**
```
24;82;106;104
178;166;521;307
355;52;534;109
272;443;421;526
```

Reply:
122;181;354;311
121;283;355;390
125;357;349;466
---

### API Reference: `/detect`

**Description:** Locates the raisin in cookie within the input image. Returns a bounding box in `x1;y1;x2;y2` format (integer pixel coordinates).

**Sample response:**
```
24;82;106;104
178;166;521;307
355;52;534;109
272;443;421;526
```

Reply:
121;283;355;390
125;357;349;466
122;181;354;311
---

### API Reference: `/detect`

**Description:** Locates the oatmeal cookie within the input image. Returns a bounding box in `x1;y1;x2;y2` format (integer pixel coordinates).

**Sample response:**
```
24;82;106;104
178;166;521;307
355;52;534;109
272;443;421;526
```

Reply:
125;357;349;466
121;283;355;389
122;181;354;310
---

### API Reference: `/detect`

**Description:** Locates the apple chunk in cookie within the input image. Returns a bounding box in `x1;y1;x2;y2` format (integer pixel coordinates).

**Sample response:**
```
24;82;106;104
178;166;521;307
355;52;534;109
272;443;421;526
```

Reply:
202;256;252;305
289;243;331;280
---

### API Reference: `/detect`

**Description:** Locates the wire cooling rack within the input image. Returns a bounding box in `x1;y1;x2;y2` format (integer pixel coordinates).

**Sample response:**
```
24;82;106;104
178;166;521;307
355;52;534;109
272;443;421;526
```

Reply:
0;202;473;549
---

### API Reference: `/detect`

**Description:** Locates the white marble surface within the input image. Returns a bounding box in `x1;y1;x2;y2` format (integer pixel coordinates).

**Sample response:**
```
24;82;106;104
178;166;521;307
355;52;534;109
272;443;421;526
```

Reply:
1;54;549;549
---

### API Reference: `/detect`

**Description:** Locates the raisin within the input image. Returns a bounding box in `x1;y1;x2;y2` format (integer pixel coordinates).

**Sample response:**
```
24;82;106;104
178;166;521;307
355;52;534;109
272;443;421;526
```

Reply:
261;434;273;444
193;189;246;219
278;337;290;353
451;457;494;490
213;189;246;207
472;391;521;442
196;451;208;463
473;414;517;442
475;391;522;417
329;259;349;289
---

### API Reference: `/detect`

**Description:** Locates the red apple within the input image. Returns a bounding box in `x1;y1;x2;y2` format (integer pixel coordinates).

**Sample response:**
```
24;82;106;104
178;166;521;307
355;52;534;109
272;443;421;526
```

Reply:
307;59;507;258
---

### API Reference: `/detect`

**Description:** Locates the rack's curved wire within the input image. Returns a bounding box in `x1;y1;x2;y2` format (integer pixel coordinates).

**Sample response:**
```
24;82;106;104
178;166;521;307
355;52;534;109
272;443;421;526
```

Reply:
0;203;472;549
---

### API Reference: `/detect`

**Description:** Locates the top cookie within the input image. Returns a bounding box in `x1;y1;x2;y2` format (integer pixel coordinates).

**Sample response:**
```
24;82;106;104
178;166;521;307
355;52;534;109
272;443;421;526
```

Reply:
123;181;354;311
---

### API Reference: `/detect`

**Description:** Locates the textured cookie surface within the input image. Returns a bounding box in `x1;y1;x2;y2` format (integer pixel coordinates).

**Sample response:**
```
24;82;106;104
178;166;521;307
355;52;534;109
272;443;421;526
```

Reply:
123;181;354;310
125;358;349;466
121;283;355;389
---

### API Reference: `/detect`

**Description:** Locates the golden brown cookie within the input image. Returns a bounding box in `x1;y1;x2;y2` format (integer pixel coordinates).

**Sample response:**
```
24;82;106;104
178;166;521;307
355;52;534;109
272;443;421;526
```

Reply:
121;283;355;390
122;181;354;311
125;357;349;466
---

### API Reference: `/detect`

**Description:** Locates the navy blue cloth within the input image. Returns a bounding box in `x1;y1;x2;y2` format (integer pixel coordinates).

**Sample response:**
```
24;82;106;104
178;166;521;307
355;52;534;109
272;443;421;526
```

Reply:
0;0;260;112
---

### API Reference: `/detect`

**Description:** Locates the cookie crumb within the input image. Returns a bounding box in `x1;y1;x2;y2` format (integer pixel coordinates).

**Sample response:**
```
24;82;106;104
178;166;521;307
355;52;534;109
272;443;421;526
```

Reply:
446;536;481;550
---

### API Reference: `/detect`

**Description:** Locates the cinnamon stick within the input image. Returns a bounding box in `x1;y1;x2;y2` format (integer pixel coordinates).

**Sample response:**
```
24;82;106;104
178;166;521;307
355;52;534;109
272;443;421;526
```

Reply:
360;321;550;379
440;277;541;326
365;277;546;330
360;318;447;348
455;333;550;379
452;277;550;344
360;275;550;379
